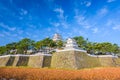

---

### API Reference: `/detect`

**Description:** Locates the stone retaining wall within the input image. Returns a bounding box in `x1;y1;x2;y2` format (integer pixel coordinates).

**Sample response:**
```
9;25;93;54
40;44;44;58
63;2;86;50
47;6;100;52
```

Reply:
0;54;52;68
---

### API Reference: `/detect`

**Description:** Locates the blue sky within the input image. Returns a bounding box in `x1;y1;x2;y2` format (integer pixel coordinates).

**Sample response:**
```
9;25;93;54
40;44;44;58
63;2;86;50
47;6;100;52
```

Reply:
0;0;120;46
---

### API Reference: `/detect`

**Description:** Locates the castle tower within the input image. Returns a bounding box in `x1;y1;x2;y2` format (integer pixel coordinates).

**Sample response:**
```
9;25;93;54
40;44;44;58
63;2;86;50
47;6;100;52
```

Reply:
53;33;62;41
64;38;79;49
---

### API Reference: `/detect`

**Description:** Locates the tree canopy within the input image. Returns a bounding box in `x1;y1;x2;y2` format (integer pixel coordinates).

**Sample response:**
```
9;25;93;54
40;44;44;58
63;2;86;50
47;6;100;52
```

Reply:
0;36;120;55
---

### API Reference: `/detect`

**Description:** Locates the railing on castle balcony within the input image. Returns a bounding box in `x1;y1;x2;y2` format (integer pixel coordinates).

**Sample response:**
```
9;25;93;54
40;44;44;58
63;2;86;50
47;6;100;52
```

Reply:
37;48;56;54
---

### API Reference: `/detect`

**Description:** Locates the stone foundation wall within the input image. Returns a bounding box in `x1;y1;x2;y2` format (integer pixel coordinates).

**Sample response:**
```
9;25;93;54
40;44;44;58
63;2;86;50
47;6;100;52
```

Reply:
0;51;120;69
0;55;52;68
51;50;120;69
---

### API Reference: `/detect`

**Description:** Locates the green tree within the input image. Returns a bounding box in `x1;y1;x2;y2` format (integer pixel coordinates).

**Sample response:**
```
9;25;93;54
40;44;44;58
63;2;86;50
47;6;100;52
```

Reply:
0;46;7;55
73;36;87;49
17;38;35;54
112;44;120;54
6;42;18;54
56;40;63;49
42;38;56;47
35;40;43;49
35;38;56;49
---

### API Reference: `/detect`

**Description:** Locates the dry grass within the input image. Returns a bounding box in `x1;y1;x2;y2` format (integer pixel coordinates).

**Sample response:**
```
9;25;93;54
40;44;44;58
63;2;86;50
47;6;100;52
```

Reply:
0;67;120;80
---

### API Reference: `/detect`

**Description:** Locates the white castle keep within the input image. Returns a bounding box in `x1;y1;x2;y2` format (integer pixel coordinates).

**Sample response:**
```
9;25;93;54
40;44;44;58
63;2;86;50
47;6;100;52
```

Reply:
64;38;79;49
52;33;62;41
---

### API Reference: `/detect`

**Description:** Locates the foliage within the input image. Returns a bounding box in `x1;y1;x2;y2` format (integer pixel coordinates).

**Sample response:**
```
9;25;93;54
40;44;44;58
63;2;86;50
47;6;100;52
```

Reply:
88;42;120;54
0;46;7;55
35;38;56;49
56;40;63;48
73;36;120;54
0;36;120;55
74;36;87;49
16;38;35;54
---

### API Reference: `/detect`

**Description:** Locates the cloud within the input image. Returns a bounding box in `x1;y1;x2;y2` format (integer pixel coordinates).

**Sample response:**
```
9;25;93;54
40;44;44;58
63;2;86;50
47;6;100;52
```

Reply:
0;34;5;37
3;31;11;36
9;27;16;31
12;34;18;37
28;24;37;29
85;1;91;7
61;22;69;29
54;8;64;19
26;32;31;36
92;27;98;33
53;8;69;29
9;0;13;4
80;1;91;7
74;15;91;29
51;22;60;27
75;15;85;25
106;20;113;26
113;25;120;30
20;9;28;15
98;7;108;16
54;8;64;13
105;20;120;31
17;30;23;34
0;23;16;31
47;28;51;32
107;0;116;3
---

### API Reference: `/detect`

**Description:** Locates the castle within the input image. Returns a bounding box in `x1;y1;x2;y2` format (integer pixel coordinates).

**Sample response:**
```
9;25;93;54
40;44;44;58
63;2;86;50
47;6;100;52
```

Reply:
52;33;62;42
0;33;120;69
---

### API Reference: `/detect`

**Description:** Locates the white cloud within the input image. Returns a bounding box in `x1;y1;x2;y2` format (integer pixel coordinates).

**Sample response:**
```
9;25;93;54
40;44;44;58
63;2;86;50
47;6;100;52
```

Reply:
54;8;64;14
92;27;98;33
26;32;31;36
20;9;28;15
80;1;91;7
0;34;5;37
113;25;120;30
75;15;85;24
9;27;16;31
18;30;23;34
28;24;37;28
86;1;91;7
12;34;18;37
106;20;113;26
10;0;13;4
3;31;11;36
51;22;60;27
18;36;24;39
98;7;108;16
54;8;64;19
53;8;69;29
74;15;92;29
54;28;61;33
33;35;38;38
0;23;16;31
107;0;116;3
47;28;51;32
79;31;87;37
61;22;69;29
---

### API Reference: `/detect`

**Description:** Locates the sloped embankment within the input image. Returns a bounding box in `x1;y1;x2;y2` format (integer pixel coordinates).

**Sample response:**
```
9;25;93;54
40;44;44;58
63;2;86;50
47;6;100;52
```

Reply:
51;50;120;69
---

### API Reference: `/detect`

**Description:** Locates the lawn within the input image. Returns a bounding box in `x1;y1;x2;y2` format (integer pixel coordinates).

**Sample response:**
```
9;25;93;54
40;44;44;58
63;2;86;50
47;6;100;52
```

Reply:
0;67;120;80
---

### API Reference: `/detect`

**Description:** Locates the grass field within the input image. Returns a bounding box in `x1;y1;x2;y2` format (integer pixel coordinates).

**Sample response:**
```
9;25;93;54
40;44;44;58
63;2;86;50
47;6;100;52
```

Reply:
0;67;120;80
